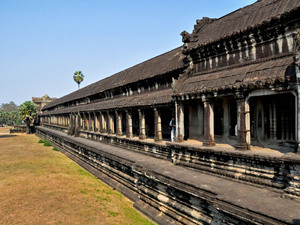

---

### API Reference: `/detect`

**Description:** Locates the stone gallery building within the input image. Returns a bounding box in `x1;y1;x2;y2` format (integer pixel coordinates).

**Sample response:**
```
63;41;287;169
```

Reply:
37;1;300;224
32;94;56;114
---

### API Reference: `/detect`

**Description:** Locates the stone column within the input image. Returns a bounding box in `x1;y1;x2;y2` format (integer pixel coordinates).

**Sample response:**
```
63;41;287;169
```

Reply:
223;99;230;141
94;112;97;132
92;112;96;132
115;110;122;136
235;93;251;150
74;112;80;137
88;112;91;131
68;113;75;135
138;109;146;139
83;113;87;130
202;96;215;146
95;112;100;132
100;112;106;133
296;82;300;153
67;114;72;134
107;111;112;134
126;110;133;138
154;108;162;141
80;113;83;129
175;101;184;142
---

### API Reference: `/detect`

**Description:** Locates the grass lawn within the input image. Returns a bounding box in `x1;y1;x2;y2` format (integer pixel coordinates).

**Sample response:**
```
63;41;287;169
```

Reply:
0;129;154;225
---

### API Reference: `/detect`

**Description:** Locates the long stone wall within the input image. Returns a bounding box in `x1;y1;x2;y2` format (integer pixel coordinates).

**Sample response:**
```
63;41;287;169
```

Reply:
41;123;300;199
36;126;300;224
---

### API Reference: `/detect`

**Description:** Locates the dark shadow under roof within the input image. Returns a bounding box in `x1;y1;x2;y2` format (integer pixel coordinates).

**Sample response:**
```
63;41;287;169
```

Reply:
42;88;173;115
174;53;295;95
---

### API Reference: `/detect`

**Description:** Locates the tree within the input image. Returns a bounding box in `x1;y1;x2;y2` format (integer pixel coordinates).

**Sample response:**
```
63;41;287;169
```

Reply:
10;111;19;126
18;101;37;133
73;70;84;89
0;101;18;112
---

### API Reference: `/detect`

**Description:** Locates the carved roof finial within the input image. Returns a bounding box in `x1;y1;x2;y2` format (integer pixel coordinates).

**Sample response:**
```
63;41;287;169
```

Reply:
181;30;191;43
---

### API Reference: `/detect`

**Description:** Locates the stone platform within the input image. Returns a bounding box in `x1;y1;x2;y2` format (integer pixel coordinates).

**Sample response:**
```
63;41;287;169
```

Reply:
36;126;300;225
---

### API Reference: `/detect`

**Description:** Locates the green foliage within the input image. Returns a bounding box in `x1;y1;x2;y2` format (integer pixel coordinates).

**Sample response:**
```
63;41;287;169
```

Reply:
43;141;51;147
73;70;84;89
38;139;54;148
18;101;37;121
0;110;20;126
0;101;18;112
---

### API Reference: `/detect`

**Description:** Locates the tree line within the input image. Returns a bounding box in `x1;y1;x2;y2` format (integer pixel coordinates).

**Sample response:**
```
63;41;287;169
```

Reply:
0;101;36;127
0;101;21;126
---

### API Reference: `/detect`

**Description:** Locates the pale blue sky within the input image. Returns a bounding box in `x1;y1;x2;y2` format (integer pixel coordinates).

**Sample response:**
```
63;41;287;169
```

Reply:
0;0;256;105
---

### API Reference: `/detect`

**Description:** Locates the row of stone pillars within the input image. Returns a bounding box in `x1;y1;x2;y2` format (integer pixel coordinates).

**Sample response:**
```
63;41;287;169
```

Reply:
43;107;163;142
41;115;70;127
175;93;251;150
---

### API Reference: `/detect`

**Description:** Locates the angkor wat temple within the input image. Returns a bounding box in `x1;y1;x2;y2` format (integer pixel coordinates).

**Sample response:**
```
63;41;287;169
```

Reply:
37;1;300;224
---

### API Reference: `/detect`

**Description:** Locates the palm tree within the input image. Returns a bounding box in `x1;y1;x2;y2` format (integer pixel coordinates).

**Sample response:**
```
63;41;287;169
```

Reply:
18;101;37;134
73;70;84;89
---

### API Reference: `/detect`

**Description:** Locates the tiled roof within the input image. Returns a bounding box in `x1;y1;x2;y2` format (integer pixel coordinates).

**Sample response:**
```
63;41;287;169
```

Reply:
184;0;300;50
174;54;295;95
42;89;173;115
43;47;185;110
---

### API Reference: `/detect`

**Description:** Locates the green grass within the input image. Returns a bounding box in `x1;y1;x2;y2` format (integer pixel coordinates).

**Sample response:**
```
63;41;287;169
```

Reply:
1;133;155;225
38;139;51;147
108;210;119;217
43;141;51;147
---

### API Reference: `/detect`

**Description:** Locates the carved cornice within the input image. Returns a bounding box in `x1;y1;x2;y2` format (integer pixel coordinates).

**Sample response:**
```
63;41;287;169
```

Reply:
183;7;300;63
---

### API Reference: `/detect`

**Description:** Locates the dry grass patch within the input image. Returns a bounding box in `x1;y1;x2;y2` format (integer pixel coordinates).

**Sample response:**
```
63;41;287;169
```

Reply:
0;130;154;225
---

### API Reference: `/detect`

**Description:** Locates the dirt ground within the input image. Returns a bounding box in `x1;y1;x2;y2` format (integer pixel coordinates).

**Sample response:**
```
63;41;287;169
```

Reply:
0;128;154;225
0;126;13;134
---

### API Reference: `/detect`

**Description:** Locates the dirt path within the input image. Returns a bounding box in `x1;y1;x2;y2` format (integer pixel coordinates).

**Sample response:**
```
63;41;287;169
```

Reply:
0;126;12;134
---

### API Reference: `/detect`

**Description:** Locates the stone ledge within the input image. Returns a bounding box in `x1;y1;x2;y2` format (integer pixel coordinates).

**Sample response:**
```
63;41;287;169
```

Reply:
36;126;300;224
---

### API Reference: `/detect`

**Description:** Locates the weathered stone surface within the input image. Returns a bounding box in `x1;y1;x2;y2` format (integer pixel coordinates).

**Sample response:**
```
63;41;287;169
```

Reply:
37;126;300;224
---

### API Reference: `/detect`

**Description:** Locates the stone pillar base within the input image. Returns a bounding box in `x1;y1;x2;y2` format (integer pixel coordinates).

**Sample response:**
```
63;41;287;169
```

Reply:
175;135;184;142
74;126;80;137
203;141;215;147
154;137;162;142
235;143;250;151
139;135;146;140
296;143;300;154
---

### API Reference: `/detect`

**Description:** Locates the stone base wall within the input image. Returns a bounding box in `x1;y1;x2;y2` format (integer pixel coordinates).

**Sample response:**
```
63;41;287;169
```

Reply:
168;143;300;199
41;124;300;199
37;126;298;225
